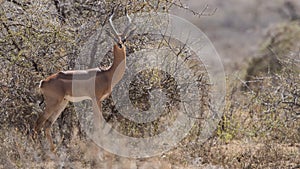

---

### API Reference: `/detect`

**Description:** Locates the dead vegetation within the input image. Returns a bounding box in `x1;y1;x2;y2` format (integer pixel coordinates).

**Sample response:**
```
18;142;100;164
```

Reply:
0;0;299;169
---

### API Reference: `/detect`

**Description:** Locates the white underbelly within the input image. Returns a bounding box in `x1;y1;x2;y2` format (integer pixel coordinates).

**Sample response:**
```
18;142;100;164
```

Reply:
65;95;91;102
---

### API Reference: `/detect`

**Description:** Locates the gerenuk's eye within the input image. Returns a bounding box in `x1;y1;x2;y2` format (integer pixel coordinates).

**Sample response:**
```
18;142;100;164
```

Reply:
118;43;122;48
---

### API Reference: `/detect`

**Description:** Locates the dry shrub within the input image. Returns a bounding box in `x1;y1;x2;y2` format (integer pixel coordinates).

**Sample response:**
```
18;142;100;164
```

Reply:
245;21;300;87
101;37;211;139
168;21;300;167
170;59;299;168
239;21;300;144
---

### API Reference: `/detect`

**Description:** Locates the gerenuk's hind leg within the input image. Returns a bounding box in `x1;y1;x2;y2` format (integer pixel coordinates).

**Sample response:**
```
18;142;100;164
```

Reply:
43;99;68;151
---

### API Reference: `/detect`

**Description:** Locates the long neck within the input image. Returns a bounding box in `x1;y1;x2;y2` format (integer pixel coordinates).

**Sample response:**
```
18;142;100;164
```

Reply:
107;44;126;88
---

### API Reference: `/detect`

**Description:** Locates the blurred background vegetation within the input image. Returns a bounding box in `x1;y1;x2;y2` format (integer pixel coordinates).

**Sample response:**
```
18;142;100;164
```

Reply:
0;0;299;168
